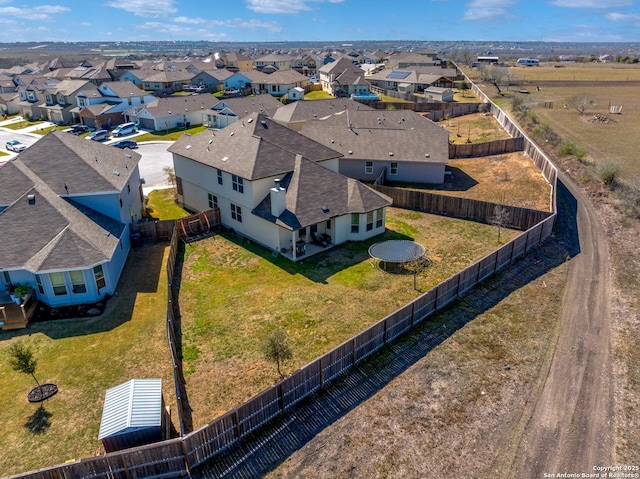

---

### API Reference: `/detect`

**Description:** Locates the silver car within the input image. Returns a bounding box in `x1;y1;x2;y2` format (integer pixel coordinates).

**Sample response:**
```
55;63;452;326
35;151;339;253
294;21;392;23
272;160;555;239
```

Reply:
6;139;27;152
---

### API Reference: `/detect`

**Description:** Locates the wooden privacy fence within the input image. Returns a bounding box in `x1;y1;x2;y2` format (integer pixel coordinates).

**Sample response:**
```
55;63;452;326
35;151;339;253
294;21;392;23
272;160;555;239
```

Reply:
449;136;525;158
426;102;481;121
130;220;176;243
373;185;553;230
9;74;559;479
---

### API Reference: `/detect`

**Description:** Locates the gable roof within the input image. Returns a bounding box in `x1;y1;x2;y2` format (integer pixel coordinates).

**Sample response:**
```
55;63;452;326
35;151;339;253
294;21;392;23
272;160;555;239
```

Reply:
299;112;450;164
212;94;283;118
272;98;374;124
168;113;342;181
252;155;392;230
98;81;147;98
134;94;219;118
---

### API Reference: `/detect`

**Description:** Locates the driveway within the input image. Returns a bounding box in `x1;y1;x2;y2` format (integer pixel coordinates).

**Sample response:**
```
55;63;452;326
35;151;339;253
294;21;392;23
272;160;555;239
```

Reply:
136;141;175;194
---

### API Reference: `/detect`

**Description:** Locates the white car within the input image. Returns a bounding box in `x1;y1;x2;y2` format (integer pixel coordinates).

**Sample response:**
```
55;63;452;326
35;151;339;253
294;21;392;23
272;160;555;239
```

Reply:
6;139;27;152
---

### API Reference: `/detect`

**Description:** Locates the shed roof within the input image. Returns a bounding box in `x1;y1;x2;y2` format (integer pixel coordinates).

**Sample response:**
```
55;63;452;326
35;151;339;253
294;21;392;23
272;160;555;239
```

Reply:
98;379;163;440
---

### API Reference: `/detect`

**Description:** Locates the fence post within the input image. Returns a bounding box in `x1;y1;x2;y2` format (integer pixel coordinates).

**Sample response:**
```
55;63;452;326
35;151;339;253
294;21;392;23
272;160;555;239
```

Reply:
120;455;131;479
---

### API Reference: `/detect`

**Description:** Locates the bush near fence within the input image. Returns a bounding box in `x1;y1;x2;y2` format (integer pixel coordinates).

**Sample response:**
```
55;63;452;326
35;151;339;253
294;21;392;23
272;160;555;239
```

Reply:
7;73;559;479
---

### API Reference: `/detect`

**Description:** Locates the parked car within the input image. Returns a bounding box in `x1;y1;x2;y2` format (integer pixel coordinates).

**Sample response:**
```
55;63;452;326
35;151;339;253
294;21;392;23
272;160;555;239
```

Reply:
5;139;27;152
67;124;90;135
111;139;138;149
88;129;109;141
112;122;137;137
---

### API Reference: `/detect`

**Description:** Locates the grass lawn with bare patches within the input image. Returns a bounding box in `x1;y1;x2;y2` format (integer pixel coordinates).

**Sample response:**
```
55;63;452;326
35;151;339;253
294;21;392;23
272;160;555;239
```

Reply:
0;244;175;477
179;208;520;428
441;112;512;144
145;188;190;220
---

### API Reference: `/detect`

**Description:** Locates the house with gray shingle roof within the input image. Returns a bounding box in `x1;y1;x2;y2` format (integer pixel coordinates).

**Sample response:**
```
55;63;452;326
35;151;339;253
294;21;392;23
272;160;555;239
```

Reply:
272;98;375;131
39;79;96;124
168;113;391;260
299;109;450;184
124;94;220;131
0;131;143;309
318;57;370;97
76;81;156;129
201;93;283;129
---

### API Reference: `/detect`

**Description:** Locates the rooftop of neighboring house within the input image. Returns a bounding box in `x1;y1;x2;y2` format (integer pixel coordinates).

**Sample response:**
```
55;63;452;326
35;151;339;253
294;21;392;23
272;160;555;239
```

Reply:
0;131;140;271
168;112;343;181
98;81;148;98
211;93;283;118
299;110;450;164
242;69;309;85
272;98;374;124
136;94;220;117
43;79;94;97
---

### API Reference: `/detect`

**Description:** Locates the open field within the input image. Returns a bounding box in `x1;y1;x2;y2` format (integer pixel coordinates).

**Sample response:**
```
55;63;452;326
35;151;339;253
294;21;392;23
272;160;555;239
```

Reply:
510;63;640;83
0;245;176;477
179;209;520;429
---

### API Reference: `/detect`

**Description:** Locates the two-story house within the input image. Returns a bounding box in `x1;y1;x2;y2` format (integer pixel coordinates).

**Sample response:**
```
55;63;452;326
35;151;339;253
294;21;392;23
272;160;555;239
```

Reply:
39;79;97;124
124;94;220;131
255;53;294;72
76;81;156;130
318;57;370;97
168;113;392;261
16;76;60;120
0;131;143;317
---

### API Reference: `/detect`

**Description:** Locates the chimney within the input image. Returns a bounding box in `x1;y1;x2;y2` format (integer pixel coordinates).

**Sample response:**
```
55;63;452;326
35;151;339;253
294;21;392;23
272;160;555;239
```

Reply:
270;179;286;217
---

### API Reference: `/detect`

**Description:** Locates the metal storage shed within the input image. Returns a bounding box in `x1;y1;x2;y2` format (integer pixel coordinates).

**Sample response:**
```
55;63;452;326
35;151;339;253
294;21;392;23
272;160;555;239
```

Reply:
98;378;165;453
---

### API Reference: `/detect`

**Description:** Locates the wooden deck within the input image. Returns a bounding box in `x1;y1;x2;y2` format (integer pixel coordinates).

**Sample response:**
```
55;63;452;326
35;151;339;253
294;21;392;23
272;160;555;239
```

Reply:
0;290;38;330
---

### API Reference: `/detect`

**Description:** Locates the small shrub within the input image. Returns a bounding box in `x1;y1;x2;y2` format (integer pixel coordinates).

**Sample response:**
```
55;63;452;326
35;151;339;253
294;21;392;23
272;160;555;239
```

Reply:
559;141;577;155
599;163;620;187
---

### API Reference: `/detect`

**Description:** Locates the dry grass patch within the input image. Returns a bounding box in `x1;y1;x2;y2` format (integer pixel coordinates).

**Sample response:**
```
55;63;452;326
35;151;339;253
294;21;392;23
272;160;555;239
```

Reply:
441;112;512;144
0;245;175;477
510;63;640;83
180;209;520;429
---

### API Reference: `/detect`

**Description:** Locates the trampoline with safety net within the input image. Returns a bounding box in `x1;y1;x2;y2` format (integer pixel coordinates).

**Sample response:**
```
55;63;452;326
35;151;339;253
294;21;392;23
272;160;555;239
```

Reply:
368;240;426;272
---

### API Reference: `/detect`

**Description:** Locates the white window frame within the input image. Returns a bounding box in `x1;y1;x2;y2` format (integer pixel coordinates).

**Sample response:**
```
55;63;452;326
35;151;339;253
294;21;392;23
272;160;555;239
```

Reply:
365;161;374;174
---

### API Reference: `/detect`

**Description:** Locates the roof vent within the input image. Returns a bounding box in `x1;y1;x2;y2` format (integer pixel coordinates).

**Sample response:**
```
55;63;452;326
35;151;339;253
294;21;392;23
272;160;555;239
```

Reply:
221;156;228;162
27;194;36;205
113;170;120;176
230;132;234;136
389;152;394;156
425;153;430;158
321;205;330;213
348;150;353;155
260;120;268;128
247;117;253;123
185;145;191;150
208;139;213;144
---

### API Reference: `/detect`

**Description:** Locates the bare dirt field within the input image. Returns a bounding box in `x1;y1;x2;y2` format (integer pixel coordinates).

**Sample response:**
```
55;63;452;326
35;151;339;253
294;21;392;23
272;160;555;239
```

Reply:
440;112;512;144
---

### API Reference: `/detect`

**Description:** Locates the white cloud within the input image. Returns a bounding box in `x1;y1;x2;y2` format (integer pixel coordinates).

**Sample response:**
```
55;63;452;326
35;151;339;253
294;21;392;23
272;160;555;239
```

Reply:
0;4;69;20
606;12;640;22
245;0;344;14
174;16;208;25
463;0;516;21
105;0;177;17
549;0;631;8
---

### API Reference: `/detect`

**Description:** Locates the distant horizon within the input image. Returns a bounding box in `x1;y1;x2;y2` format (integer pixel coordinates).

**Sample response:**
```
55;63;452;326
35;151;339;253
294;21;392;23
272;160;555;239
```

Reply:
0;0;639;44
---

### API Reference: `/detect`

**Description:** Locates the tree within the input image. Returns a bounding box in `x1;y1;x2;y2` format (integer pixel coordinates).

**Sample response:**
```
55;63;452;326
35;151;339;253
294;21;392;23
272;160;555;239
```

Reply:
478;65;508;95
404;255;430;291
163;166;176;188
566;94;597;114
489;205;511;243
262;329;293;379
8;342;40;388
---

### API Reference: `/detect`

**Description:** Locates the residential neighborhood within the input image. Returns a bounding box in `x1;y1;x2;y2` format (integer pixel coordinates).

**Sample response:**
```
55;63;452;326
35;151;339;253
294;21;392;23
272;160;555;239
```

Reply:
1;34;636;479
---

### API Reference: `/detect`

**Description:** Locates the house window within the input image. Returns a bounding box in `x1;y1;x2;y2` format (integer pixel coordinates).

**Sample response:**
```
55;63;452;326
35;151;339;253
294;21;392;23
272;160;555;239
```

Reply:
78;98;86;107
366;211;374;231
390;162;399;175
351;213;360;233
128;98;132;105
93;265;106;291
27;92;35;101
141;96;145;104
127;182;131;193
2;271;10;283
232;175;244;193
326;220;331;229
119;196;123;208
298;228;306;239
35;274;44;295
154;83;160;88
231;204;242;222
217;169;223;185
365;161;374;174
176;177;183;195
70;270;87;294
49;272;67;296
208;193;217;209
376;208;384;228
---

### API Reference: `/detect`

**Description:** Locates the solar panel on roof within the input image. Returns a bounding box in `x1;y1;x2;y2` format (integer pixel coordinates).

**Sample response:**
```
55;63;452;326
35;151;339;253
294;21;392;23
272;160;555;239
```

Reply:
387;70;411;79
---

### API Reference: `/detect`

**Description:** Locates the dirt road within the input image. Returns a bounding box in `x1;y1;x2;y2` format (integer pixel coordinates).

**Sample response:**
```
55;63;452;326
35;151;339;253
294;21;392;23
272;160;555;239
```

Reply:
509;174;614;477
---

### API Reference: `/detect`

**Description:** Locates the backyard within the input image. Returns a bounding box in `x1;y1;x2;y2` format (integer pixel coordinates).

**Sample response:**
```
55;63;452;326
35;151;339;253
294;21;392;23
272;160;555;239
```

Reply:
0;244;176;477
178;208;521;428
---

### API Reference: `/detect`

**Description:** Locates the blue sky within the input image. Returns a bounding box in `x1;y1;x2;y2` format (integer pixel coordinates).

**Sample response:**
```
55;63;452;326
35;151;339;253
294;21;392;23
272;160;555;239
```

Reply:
1;0;639;43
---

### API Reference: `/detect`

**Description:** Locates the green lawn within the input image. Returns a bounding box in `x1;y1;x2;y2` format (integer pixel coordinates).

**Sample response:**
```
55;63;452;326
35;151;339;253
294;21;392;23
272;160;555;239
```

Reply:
136;125;208;142
304;90;334;100
3;120;44;130
0;245;175;477
33;125;70;136
179;208;520;427
145;188;190;220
